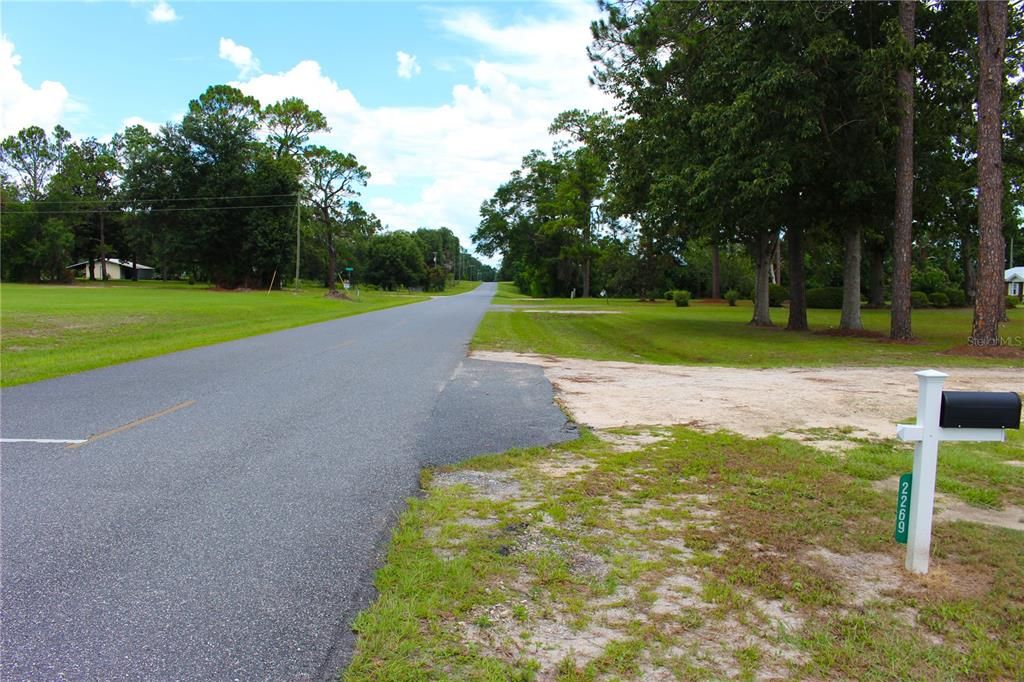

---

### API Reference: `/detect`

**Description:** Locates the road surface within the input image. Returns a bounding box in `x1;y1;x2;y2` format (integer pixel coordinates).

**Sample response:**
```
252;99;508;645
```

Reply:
0;282;574;679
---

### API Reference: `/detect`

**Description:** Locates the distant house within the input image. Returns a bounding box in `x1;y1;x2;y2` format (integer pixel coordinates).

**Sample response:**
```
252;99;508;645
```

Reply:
68;258;155;281
1007;266;1024;301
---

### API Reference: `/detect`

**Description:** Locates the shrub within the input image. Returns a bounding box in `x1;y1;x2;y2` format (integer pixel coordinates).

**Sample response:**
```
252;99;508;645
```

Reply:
673;290;691;307
665;290;675;301
929;291;949;308
724;289;740;306
910;291;930;308
768;283;787;307
944;289;966;307
805;287;844;309
1008;295;1019;310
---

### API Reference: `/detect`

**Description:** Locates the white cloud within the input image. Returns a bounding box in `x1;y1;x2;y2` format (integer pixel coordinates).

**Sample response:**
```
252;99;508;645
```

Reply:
148;1;179;24
225;0;612;261
218;37;260;79
0;35;79;138
121;115;162;134
396;51;422;79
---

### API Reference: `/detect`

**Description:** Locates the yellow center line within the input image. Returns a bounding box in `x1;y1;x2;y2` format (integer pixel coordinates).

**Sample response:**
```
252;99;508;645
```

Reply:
66;400;196;450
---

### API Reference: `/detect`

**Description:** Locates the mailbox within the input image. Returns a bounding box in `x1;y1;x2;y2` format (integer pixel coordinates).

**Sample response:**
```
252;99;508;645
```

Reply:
939;391;1021;430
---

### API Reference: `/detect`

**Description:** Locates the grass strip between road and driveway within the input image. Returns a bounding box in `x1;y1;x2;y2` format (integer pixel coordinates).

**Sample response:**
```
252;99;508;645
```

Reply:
472;283;1024;368
346;426;1024;681
0;280;480;387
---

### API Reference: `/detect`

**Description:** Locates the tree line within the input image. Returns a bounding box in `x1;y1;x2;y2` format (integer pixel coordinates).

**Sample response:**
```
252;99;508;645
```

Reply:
473;0;1022;346
0;85;494;292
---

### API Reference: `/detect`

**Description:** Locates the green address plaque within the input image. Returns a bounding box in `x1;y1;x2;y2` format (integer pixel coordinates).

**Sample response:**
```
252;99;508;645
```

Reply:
894;472;912;544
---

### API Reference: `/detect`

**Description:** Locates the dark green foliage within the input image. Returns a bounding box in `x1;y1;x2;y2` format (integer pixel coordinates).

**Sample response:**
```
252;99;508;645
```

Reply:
366;231;426;290
945;289;967;307
911;265;954;295
1008;296;1020;310
725;290;740;306
929;291;950;308
424;266;447;292
665;290;675;301
673;290;691;307
768;284;788;308
806;287;845;309
911;291;931;308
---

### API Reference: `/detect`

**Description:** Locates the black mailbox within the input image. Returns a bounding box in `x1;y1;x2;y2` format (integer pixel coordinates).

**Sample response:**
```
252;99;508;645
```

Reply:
939;391;1021;430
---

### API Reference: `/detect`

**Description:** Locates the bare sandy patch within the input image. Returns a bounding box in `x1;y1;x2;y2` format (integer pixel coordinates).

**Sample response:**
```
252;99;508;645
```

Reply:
470;351;1021;446
594;429;670;452
808;548;906;606
431;469;523;501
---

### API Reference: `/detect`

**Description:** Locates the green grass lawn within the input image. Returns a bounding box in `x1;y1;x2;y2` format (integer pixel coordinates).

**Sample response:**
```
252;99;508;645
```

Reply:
473;283;1024;368
0;279;480;387
347;426;1024;681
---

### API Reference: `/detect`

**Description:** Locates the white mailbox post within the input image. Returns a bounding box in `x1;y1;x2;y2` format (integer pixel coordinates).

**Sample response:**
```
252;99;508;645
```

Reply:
895;370;1019;574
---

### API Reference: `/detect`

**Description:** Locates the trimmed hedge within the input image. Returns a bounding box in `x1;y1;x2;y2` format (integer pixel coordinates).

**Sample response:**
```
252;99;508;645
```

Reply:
1008;295;1019;310
725;290;740;306
673;290;691;307
929;291;949;308
805;287;844;309
945;289;966;307
768;284;787;307
911;291;930;308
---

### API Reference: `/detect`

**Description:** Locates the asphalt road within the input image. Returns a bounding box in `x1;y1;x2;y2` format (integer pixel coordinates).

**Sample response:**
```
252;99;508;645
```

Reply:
0;282;574;680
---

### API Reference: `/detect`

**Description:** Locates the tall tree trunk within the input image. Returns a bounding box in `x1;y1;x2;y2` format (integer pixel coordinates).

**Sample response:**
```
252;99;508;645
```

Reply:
710;243;721;299
99;213;108;281
840;227;863;330
88;256;95;281
972;0;1008;346
750;230;775;327
960;229;976;304
581;193;593;298
891;0;915;340
326;233;337;292
772;239;782;286
133;253;139;282
869;244;885;307
786;227;808;331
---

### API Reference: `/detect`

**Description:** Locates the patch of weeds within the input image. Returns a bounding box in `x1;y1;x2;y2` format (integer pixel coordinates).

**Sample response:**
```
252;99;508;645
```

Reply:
585;639;645;677
677;608;705;631
701;577;752;616
349;424;1024;680
555;655;591;681
735;644;762;678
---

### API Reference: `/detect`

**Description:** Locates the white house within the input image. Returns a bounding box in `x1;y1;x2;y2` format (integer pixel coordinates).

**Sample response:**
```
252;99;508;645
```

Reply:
68;258;155;280
1007;266;1024;300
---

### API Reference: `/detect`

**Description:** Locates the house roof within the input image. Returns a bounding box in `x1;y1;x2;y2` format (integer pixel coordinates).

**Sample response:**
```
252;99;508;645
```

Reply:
67;258;154;270
1006;266;1024;283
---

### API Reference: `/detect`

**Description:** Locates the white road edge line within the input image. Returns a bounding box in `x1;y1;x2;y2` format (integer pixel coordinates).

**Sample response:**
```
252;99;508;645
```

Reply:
1;438;89;444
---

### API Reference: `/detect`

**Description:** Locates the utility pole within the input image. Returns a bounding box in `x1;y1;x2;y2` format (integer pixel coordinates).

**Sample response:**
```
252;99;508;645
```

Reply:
295;193;301;289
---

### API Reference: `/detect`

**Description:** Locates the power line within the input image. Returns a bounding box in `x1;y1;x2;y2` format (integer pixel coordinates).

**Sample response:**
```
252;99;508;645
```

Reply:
18;192;299;205
16;203;298;216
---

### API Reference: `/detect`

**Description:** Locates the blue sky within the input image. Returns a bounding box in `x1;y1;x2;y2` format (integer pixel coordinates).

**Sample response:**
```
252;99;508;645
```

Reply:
1;0;612;258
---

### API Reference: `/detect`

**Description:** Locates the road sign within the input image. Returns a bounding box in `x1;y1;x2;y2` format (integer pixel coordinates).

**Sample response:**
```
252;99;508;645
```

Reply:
894;472;912;544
